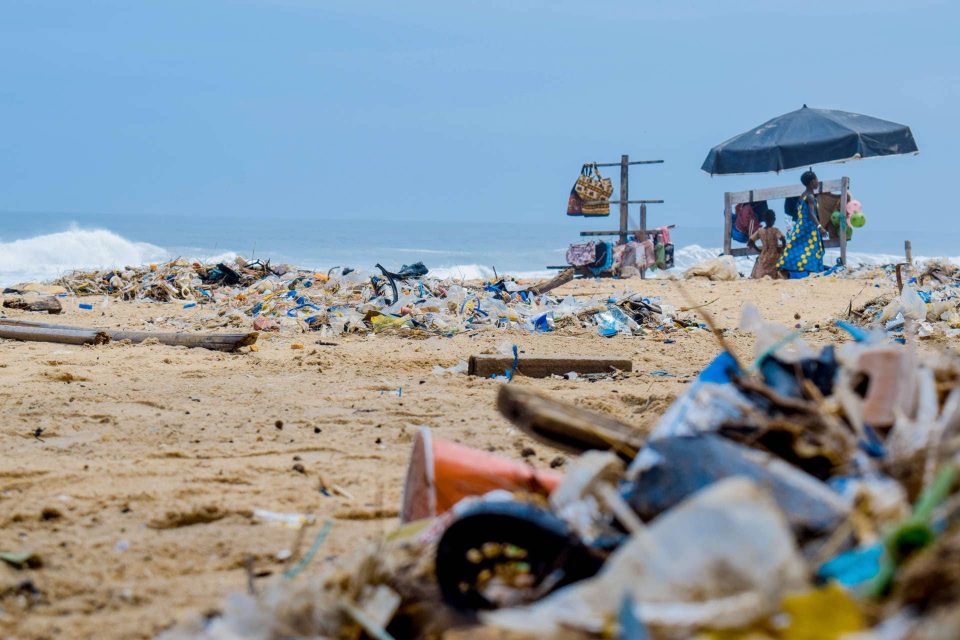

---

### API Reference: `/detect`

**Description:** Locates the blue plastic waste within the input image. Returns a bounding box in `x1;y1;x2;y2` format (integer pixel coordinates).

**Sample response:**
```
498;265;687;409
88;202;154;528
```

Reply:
624;434;849;538
817;544;884;588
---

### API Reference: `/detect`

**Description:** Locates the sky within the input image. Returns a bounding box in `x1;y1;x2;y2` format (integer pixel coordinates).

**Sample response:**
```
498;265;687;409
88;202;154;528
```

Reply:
1;0;957;235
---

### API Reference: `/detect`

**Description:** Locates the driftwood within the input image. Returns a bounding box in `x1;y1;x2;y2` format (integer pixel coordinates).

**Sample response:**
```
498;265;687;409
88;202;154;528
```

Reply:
0;323;108;346
469;354;632;379
0;318;257;352
497;385;644;459
3;296;63;314
523;268;574;296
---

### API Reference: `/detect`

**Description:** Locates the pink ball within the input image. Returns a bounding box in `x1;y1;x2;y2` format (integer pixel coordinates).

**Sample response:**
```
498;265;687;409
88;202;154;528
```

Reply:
845;199;862;215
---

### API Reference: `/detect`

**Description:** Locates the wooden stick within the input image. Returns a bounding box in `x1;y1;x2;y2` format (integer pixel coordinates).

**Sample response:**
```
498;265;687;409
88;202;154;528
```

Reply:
0;318;257;352
905;240;913;265
619;154;629;245
469;354;632;378
497;385;643;458
0;323;109;346
523;268;574;296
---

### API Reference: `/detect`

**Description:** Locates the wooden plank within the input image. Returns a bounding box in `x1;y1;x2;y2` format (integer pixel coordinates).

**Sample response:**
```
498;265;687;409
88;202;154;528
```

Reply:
468;354;632;379
579;225;675;237
497;385;643;459
726;179;845;205
619;154;629;245
523;268;574;296
730;246;760;257
723;191;733;256
839;176;849;266
593;160;663;168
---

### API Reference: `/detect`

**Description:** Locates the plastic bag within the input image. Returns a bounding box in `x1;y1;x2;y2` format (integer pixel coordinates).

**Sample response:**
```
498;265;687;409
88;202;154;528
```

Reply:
683;256;739;281
483;478;807;636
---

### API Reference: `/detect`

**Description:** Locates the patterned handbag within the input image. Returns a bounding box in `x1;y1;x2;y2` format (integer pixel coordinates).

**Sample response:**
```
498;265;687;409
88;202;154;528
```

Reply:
575;163;613;216
566;175;584;216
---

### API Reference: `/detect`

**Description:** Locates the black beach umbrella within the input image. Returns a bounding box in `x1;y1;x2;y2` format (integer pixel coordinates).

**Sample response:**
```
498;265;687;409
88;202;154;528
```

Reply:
701;105;918;175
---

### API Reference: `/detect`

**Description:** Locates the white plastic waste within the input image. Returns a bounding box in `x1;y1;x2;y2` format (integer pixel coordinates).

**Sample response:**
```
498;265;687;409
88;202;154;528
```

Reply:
483;478;807;636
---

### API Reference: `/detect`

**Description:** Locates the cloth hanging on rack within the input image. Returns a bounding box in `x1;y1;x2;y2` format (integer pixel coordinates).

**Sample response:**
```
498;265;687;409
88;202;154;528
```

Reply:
565;241;597;266
656;226;672;244
639;240;657;268
588;242;614;275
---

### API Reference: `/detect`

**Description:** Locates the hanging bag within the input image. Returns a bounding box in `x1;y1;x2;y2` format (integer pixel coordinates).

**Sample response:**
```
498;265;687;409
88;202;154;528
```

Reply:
576;163;614;216
566;165;590;216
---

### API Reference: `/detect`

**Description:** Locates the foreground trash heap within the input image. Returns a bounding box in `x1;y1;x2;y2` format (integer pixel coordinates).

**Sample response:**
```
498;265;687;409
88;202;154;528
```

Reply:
162;309;960;639
52;258;700;337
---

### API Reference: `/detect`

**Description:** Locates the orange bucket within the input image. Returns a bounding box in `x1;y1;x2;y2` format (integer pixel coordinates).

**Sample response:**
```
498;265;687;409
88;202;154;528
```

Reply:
400;427;563;523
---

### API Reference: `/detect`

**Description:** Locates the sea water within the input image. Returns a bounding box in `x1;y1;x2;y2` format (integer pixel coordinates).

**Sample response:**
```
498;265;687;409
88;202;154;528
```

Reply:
1;211;957;286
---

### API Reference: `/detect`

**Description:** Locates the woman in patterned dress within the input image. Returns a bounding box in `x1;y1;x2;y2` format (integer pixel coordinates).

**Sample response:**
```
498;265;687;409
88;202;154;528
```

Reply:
777;170;827;278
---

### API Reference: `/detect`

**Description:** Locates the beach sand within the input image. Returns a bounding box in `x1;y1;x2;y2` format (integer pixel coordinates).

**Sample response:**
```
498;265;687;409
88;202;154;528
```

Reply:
0;274;924;639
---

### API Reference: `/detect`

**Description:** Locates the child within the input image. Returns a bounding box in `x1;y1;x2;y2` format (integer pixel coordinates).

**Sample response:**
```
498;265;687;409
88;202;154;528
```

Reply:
749;210;785;279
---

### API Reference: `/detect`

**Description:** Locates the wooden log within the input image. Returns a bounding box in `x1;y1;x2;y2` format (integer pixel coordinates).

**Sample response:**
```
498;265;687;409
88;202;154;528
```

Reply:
468;354;632;379
523;268;574;296
0;318;257;352
3;296;63;314
0;323;109;346
497;385;643;459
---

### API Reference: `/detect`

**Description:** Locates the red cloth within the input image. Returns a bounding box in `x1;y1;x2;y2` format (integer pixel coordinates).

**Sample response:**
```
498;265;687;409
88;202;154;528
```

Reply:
734;203;758;236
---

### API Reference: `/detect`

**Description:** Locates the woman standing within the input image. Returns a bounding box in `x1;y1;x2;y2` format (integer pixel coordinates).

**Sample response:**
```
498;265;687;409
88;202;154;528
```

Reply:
777;170;826;278
749;210;785;279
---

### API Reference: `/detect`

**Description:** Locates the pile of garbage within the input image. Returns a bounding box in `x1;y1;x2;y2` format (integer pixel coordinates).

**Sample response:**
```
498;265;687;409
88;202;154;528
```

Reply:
162;308;960;639
850;260;960;340
49;258;702;338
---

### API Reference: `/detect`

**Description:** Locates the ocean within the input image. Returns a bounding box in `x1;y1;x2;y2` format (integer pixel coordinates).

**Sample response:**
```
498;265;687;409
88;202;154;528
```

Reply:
1;212;957;286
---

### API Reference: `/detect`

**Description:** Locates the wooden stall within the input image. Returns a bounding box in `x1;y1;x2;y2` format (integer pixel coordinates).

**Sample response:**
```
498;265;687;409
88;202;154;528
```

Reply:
722;176;850;266
549;154;672;279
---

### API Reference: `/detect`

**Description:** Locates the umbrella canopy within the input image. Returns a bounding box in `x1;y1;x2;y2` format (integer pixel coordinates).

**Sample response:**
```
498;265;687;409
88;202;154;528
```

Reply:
701;105;918;175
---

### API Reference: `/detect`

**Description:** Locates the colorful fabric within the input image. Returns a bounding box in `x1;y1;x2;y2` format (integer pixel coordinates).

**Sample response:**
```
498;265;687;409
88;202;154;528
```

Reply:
589;242;614;275
639;240;656;268
657;226;672;244
777;195;824;274
734;203;758;236
565;241;597;266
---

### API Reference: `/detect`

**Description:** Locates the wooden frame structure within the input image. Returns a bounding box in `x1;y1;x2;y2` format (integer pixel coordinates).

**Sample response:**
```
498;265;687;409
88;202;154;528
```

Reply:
549;154;669;278
722;176;850;266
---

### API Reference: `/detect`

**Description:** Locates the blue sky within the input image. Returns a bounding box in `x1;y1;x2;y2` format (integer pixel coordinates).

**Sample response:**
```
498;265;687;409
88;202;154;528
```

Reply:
1;0;956;233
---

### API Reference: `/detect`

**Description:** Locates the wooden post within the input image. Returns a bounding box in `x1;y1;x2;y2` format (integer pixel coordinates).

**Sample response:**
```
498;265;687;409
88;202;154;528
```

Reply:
905;240;913;265
639;203;648;280
838;176;849;267
619;154;629;245
723;191;733;256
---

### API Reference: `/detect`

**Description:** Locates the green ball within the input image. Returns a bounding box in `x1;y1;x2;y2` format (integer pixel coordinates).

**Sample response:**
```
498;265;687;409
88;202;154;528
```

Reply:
850;212;866;228
831;210;843;225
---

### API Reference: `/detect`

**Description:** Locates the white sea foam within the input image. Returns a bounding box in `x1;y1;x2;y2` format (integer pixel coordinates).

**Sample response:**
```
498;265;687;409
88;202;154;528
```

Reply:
0;228;169;285
3;227;958;287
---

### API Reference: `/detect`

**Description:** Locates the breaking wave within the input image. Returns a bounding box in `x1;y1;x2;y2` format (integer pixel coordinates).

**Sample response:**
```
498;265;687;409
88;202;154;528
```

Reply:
0;228;169;285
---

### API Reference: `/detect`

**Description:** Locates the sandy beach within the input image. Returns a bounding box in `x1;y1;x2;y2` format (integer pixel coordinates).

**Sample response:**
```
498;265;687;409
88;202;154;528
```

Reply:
0;272;916;639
